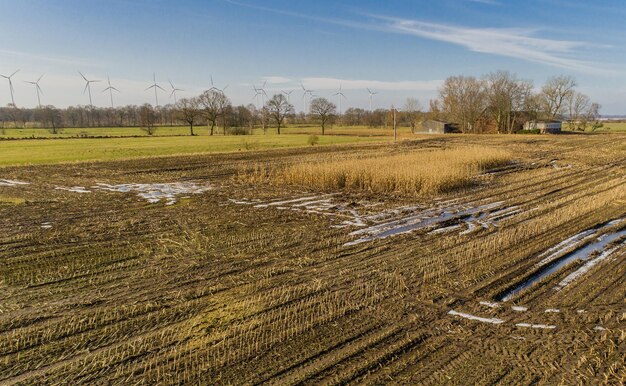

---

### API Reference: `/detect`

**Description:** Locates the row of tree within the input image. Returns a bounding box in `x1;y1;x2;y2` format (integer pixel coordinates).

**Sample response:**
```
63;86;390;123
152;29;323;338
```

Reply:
433;72;600;133
0;72;601;135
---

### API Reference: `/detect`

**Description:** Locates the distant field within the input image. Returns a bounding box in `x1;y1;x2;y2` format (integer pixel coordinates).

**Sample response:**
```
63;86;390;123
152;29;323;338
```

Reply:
562;121;626;132
0;125;412;138
0;134;384;166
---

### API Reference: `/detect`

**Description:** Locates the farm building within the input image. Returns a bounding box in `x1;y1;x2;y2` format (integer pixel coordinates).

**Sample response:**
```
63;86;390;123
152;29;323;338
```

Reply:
420;120;458;134
523;120;562;134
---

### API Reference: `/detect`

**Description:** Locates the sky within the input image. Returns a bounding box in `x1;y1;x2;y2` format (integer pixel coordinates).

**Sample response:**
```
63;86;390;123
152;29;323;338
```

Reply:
1;0;625;113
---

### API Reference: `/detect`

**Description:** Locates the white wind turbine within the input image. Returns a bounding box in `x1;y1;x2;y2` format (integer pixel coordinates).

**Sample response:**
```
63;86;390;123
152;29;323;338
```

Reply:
102;75;120;108
301;83;313;112
253;81;267;108
367;88;378;112
282;89;294;104
25;74;44;108
1;69;19;106
209;76;228;95
333;84;347;116
169;80;183;104
145;73;165;106
79;71;100;107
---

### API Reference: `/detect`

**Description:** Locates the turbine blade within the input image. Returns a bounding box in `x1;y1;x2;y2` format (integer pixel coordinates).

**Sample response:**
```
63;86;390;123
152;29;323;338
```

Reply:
37;74;44;82
156;85;166;91
79;71;88;81
222;85;228;91
145;85;154;91
84;83;89;94
112;87;120;92
169;80;174;89
10;69;19;78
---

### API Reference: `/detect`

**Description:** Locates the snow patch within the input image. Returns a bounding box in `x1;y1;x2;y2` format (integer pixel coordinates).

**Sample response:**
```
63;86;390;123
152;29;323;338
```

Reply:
448;310;504;324
515;323;556;330
94;182;213;205
0;179;29;187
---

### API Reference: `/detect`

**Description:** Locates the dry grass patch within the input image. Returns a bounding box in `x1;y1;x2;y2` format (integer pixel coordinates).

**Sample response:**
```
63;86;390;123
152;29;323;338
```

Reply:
249;146;511;196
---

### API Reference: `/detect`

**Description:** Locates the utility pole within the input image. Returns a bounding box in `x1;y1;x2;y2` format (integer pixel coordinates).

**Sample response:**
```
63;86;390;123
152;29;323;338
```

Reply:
392;105;397;143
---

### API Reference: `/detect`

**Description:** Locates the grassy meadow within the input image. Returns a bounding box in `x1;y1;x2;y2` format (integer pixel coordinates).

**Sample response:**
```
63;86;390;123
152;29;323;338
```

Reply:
0;133;385;166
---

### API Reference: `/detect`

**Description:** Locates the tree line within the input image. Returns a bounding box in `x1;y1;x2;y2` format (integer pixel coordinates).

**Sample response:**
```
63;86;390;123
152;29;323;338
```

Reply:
0;71;601;135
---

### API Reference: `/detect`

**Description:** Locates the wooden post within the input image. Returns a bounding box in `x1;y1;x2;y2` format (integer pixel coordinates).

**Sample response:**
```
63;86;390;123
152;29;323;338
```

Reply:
392;105;397;143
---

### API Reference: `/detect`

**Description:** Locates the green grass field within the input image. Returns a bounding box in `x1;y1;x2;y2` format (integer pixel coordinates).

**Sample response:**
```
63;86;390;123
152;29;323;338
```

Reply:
0;125;412;138
0;133;385;166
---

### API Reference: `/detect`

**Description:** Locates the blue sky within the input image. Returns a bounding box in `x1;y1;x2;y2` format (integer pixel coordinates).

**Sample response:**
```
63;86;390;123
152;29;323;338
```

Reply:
1;0;625;113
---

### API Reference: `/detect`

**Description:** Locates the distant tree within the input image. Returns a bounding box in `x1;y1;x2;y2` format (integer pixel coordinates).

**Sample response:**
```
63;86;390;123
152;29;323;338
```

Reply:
439;75;487;133
139;104;157;135
265;94;294;134
309;97;336;135
483;71;534;133
426;99;442;121
199;89;230;135
541;75;577;119
403;97;422;133
176;97;200;136
343;107;366;126
37;105;64;134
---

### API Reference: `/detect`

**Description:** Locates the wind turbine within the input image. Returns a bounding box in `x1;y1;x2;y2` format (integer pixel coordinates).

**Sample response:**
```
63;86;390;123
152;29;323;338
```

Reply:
209;76;228;95
253;80;267;108
79;71;100;107
102;75;120;108
25;74;44;108
333;84;347;116
367;88;378;112
282;89;294;104
169;80;183;104
301;83;313;112
1;69;19;106
145;73;165;106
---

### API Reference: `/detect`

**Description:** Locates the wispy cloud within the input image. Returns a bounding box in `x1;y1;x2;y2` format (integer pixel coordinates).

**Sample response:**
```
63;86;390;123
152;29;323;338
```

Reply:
224;1;611;75
467;0;501;5
366;16;611;74
300;77;442;91
0;49;102;68
262;76;292;84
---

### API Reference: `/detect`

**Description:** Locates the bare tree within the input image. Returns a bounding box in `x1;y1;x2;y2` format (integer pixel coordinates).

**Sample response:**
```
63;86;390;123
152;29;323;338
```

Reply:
176;97;200;136
199;89;230;135
403;97;422;133
541;75;577;119
37;105;64;134
567;92;601;131
483;71;534;133
439;75;487;133
139;104;157;135
309;97;336;135
265;94;294;134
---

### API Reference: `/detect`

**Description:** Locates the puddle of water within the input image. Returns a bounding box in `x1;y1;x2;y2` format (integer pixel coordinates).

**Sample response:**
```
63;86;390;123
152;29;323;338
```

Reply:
448;310;504;324
0;179;29;187
344;201;504;246
498;224;626;301
94;182;213;205
555;239;625;290
55;186;91;194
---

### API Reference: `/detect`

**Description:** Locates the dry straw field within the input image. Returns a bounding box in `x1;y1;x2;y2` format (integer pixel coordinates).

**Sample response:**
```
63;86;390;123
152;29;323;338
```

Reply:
250;146;511;196
0;133;625;384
